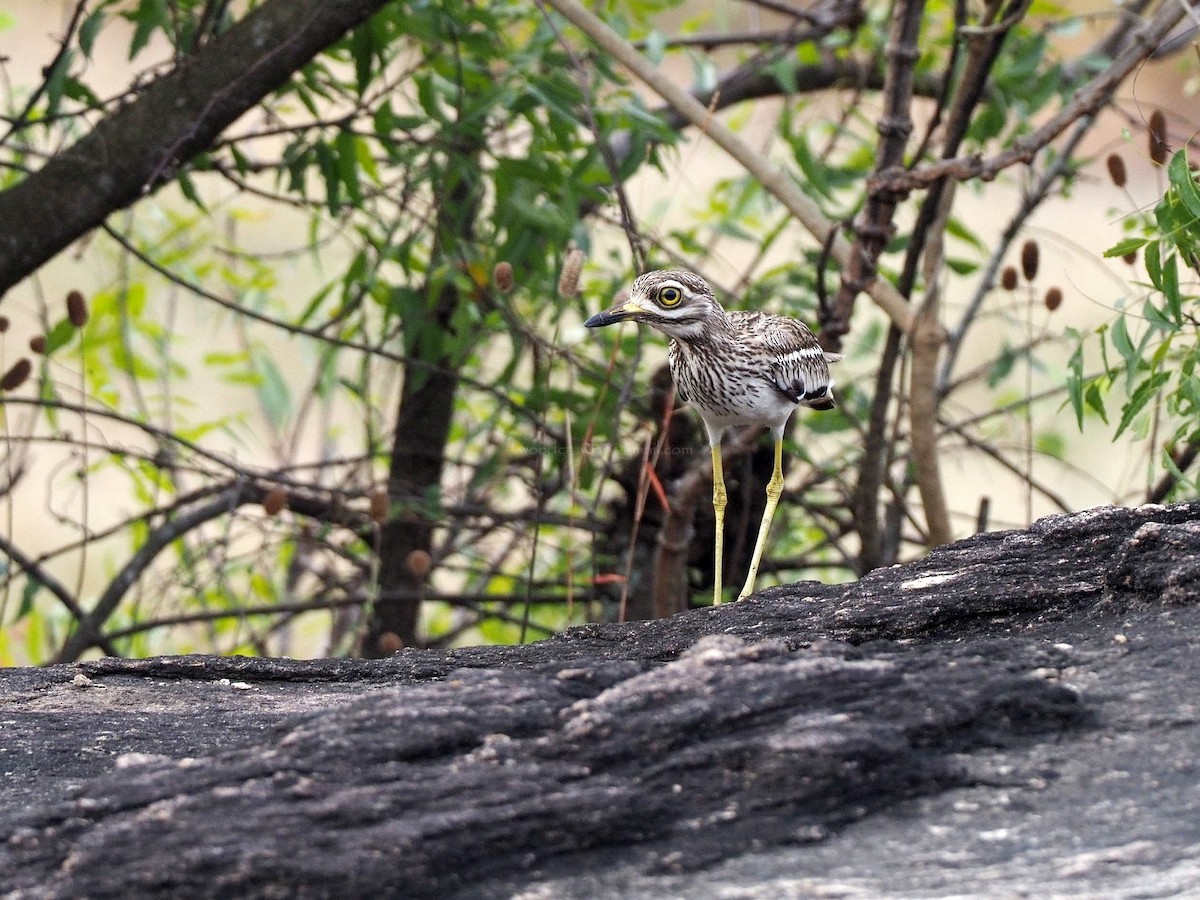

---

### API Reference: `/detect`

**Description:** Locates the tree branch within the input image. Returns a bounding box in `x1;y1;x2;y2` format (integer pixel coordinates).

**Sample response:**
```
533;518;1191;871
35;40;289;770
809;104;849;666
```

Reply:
874;0;1191;195
0;531;120;656
54;484;256;662
0;0;393;298
543;0;914;335
909;183;955;548
824;0;925;347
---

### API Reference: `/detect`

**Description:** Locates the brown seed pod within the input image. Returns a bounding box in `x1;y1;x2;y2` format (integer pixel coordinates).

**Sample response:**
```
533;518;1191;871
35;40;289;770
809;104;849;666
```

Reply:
492;261;515;294
1106;154;1127;189
406;548;433;578
0;358;32;392
0;316;9;333
377;631;404;655
262;486;288;516
1020;239;1040;282
369;487;389;524
557;248;585;297
66;290;89;328
1000;266;1019;291
29;335;46;355
1122;250;1138;266
1044;287;1063;311
1148;109;1169;165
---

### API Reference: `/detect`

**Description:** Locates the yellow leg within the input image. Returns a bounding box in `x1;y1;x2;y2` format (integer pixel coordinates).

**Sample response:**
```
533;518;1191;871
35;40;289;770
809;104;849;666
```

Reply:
739;437;784;599
711;445;727;606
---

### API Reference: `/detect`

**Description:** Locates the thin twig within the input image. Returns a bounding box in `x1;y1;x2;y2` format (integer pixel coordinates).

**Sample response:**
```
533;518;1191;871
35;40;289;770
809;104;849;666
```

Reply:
542;0;914;334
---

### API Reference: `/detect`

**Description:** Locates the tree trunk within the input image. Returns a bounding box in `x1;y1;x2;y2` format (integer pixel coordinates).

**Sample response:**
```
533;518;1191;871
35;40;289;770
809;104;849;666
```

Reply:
366;158;480;656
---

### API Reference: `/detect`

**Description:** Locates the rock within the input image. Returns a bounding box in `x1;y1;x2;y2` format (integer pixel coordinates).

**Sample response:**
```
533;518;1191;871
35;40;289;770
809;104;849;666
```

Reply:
2;502;1200;898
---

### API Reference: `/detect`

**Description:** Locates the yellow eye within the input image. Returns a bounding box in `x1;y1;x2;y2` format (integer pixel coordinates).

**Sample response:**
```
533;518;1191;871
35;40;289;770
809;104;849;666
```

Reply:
658;286;682;307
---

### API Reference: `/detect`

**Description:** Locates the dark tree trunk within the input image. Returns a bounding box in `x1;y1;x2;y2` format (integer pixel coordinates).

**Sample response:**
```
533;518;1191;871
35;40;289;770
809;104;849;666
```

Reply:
366;156;481;655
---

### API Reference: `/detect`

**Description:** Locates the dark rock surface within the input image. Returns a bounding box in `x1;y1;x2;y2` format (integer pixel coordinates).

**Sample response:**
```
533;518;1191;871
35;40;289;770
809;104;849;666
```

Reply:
3;502;1200;898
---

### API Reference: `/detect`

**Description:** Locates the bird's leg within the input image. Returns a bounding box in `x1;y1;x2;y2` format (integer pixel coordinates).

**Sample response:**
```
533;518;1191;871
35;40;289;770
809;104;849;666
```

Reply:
711;444;727;606
739;434;784;600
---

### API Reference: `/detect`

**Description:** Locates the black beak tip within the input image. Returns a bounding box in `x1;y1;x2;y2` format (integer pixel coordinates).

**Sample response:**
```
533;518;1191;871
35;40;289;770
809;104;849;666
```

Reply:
584;312;614;328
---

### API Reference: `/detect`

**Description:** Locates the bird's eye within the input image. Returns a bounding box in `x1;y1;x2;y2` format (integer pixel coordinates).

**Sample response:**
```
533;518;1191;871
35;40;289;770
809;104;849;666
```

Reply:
658;286;682;307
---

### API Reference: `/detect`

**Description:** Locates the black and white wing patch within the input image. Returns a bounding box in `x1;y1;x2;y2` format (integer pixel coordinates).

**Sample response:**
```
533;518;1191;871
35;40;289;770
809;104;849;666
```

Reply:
762;317;839;410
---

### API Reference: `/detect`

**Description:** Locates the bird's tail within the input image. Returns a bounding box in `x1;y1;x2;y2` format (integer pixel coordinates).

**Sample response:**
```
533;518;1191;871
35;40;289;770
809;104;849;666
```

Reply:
805;382;836;411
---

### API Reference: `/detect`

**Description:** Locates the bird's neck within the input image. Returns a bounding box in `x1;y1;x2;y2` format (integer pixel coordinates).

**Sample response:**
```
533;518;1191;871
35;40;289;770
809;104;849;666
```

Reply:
660;307;734;346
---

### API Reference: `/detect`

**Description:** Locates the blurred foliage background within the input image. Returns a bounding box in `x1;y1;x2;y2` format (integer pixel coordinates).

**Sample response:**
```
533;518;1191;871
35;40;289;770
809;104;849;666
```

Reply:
0;0;1197;663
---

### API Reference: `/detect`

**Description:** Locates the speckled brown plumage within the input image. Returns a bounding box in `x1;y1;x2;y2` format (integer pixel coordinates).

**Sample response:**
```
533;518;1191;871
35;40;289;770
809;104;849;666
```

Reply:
611;270;836;434
585;269;838;604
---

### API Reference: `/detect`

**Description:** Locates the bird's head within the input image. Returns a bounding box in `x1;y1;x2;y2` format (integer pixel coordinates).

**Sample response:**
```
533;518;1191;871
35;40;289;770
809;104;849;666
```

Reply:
584;270;722;341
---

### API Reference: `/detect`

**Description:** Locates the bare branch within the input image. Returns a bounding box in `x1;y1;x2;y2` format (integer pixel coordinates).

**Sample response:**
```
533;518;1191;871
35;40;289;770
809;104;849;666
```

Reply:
874;0;1192;195
0;0;394;297
543;0;915;334
823;0;926;347
0;531;120;655
909;184;956;548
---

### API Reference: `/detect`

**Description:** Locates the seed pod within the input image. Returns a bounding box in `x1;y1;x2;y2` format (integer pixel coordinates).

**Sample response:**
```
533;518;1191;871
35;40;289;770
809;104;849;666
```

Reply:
0;358;32;391
262;486;288;516
377;631;404;655
1122;250;1138;266
1020;239;1039;282
29;335;46;355
557;248;585;297
1106;154;1127;188
1044;287;1063;311
1000;266;1019;291
66;290;89;327
492;261;515;293
406;549;432;578
1148;109;1169;165
0;316;9;333
369;487;389;524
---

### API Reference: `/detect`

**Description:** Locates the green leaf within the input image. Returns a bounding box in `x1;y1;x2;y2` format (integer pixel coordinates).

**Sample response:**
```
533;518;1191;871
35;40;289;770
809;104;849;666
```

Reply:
335;129;363;205
968;102;1007;143
946;257;980;276
314;142;341;214
987;345;1016;387
177;170;206;210
1084;380;1108;424
1110;315;1137;367
1103;237;1147;258
1144;239;1162;290
254;353;293;431
42;48;75;119
1160;252;1182;325
126;0;168;59
1114;371;1170;438
350;23;375;96
45;318;76;354
79;9;106;57
1168;150;1200;221
17;577;42;620
1035;431;1066;460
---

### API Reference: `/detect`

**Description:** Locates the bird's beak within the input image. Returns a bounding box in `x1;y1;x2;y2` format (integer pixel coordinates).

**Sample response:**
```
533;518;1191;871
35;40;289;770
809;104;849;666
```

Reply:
584;299;647;328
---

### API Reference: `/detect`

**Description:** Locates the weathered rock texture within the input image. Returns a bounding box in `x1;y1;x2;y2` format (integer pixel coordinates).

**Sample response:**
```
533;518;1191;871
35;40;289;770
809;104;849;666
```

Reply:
3;502;1200;898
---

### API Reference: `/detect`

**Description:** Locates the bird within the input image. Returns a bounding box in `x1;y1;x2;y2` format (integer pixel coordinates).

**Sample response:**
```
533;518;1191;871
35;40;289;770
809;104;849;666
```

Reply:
585;270;838;605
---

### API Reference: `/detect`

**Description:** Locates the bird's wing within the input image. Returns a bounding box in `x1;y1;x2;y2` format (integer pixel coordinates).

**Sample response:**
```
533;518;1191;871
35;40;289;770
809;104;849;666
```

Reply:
751;315;836;408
